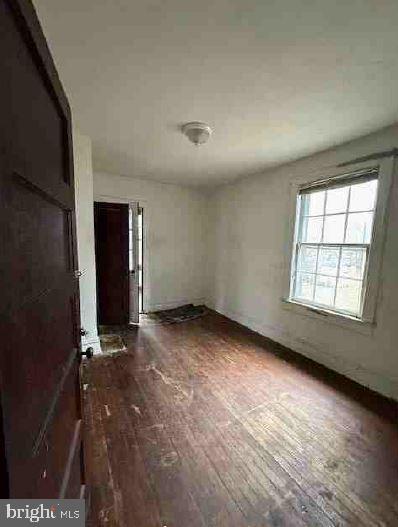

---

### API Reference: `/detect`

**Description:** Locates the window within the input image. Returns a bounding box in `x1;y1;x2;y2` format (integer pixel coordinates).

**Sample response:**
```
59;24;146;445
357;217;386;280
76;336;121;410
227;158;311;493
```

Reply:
286;159;393;324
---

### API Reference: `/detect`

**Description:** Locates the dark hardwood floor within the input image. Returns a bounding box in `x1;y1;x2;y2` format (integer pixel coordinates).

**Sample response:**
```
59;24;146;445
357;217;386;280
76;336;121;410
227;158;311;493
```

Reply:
83;311;398;526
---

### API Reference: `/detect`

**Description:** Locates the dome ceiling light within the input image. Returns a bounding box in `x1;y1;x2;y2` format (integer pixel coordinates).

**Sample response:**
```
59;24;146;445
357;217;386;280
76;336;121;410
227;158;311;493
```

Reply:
182;121;212;146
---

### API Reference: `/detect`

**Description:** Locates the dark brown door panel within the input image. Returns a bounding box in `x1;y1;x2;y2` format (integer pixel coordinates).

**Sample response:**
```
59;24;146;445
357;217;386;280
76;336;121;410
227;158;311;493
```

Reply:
94;202;130;325
0;0;86;499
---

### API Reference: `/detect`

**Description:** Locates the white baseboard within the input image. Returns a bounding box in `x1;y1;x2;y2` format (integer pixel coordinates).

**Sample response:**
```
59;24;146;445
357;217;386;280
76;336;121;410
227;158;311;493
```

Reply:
145;297;206;313
81;335;102;355
209;303;398;402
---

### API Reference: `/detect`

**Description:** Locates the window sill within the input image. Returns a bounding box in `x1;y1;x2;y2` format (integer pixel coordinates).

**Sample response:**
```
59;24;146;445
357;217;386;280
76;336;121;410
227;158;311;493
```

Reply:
281;298;375;336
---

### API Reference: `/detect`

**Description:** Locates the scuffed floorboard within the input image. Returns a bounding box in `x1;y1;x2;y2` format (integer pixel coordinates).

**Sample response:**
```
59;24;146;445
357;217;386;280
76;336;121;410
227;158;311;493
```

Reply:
83;311;398;526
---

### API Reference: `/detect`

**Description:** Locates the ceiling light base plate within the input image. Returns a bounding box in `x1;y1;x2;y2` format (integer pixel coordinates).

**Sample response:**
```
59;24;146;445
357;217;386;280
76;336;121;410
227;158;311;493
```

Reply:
182;121;212;146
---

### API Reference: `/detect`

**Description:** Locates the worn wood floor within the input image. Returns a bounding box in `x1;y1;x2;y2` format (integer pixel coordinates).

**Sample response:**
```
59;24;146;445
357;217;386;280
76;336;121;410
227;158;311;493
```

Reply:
83;311;398;527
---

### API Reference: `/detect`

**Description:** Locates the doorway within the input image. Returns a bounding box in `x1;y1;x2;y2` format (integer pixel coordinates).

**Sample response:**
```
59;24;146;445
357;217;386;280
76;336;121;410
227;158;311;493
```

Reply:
128;204;144;323
94;201;144;326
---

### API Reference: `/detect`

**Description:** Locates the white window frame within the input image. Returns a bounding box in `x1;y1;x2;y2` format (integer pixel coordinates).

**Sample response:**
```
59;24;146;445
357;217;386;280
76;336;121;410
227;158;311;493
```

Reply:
282;157;394;332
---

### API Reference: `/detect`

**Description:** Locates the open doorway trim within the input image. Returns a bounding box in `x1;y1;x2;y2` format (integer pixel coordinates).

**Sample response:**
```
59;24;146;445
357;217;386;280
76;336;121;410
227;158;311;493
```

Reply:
94;195;147;315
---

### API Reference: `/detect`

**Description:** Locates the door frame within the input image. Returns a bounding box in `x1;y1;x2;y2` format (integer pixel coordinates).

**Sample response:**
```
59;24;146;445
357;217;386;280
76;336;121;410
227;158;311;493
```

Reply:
95;195;147;314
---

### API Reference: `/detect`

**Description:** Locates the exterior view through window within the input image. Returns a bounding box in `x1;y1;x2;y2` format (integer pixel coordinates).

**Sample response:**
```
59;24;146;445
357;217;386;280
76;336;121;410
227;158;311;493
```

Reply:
290;172;378;318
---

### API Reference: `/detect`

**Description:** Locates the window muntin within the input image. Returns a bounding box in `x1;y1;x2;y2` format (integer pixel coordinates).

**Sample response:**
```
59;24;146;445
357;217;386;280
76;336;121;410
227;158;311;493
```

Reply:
290;177;378;318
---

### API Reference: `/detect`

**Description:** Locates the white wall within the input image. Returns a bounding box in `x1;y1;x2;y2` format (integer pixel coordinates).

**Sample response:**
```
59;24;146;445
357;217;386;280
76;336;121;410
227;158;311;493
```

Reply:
208;124;398;401
74;132;101;354
94;172;208;312
87;127;398;401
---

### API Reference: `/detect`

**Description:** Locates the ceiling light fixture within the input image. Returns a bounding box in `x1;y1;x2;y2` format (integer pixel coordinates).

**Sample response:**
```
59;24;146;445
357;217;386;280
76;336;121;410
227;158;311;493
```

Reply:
182;121;212;146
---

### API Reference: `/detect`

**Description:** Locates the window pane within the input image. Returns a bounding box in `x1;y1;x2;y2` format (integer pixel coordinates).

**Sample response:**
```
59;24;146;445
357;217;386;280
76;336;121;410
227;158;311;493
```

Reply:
326;187;349;214
301;216;323;243
349;180;377;212
317;247;339;277
314;275;336;307
302;191;325;216
297;245;318;273
340;248;366;279
335;278;362;314
129;250;133;270
345;212;373;243
323;214;345;243
294;272;315;301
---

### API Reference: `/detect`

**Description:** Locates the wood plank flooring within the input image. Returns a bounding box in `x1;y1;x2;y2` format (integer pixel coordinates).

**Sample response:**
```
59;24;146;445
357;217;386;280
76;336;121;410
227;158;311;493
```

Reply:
83;311;398;526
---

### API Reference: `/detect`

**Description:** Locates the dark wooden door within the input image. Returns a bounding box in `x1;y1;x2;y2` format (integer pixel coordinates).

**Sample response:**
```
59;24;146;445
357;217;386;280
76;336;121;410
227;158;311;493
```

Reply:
0;0;85;498
94;202;130;325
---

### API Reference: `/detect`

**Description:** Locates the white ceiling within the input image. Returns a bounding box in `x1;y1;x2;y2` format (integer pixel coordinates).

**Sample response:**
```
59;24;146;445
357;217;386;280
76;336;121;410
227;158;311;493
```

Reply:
33;0;398;186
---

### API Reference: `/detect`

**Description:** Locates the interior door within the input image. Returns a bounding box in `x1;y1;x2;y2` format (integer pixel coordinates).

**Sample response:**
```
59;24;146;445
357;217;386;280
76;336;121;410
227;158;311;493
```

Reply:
94;202;130;325
129;203;140;324
0;0;86;498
